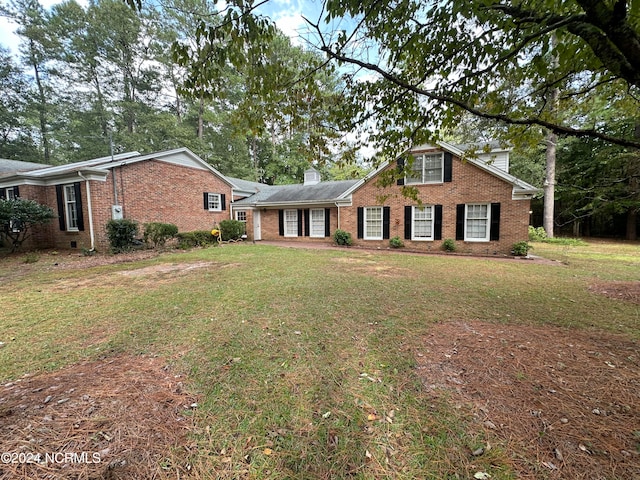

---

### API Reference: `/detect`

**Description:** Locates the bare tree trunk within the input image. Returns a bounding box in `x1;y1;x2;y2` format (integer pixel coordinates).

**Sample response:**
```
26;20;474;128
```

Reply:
543;33;560;238
197;96;204;139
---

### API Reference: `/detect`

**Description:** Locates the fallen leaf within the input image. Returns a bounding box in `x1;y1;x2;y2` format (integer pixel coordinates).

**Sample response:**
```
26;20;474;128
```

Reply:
263;448;273;455
474;472;491;479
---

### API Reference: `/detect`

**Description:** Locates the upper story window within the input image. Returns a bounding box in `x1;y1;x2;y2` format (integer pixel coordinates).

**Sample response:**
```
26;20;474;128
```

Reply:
407;153;444;184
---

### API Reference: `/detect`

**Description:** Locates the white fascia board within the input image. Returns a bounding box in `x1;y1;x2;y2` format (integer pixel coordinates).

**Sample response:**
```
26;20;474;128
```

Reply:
0;168;108;187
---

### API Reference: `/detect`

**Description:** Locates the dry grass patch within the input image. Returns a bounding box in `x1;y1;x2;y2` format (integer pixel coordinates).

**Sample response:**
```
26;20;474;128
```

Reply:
0;354;197;480
416;320;640;479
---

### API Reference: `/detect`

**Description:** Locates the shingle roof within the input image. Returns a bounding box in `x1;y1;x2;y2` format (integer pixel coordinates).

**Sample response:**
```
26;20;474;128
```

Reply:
0;159;51;175
233;179;359;205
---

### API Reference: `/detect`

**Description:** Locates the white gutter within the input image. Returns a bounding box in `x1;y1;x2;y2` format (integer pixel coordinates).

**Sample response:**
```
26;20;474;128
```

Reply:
77;172;95;251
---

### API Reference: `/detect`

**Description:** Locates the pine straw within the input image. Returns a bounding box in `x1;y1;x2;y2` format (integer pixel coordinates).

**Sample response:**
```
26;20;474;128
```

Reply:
0;355;197;480
416;320;640;479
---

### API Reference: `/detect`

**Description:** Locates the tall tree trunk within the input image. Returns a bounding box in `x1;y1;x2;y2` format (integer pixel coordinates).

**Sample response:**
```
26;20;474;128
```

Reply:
197;96;204;139
626;122;640;240
543;33;560;238
31;47;50;164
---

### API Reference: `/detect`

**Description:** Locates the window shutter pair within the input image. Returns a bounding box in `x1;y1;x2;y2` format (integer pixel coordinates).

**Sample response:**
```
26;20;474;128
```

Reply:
203;193;226;210
55;183;84;232
357;207;390;239
455;203;500;240
404;205;443;240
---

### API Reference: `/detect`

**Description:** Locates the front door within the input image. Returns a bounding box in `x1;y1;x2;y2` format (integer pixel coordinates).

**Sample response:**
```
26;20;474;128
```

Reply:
253;210;261;241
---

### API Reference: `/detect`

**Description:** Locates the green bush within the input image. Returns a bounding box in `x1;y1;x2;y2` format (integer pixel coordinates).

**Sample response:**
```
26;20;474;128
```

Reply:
143;222;178;248
512;241;532;256
333;229;353;246
176;230;217;249
106;219;139;253
389;236;404;248
442;238;456;252
528;226;547;241
219;219;245;241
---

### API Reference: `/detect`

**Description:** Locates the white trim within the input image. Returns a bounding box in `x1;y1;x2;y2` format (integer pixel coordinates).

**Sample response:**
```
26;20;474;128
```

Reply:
363;206;383;240
309;208;325;238
406;152;444;185
63;184;79;232
207;193;223;212
411;205;434;241
464;203;491;242
283;209;298;237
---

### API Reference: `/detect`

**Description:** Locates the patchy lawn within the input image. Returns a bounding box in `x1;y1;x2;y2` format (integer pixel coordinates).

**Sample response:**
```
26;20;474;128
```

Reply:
0;241;638;479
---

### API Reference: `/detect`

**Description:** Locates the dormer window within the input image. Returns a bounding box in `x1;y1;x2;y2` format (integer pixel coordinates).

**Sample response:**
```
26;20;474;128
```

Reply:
304;168;321;186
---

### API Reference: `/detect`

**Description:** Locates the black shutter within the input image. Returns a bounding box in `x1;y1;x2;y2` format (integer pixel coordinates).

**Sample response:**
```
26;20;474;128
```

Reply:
0;188;5;200
324;208;331;237
303;209;310;237
221;194;226;211
56;185;66;231
404;206;412;240
397;158;405;186
434;204;443;240
357;207;364;238
13;186;19;198
455;204;465;240
278;210;284;236
297;209;303;236
203;192;209;210
383;206;390;240
444;152;453;182
74;182;84;231
490;202;501;241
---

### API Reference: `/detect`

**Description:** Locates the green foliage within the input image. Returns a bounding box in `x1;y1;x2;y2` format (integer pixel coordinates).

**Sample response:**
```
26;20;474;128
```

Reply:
442;239;456;252
176;230;216;249
0;198;56;253
143;222;178;248
512;241;532;256
333;229;353;246
389;236;404;248
218;219;245;241
529;226;548;241
106;219;139;253
23;252;39;264
542;237;588;247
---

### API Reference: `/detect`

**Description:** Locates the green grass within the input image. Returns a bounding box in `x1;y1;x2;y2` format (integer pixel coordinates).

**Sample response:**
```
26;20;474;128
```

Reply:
0;241;638;478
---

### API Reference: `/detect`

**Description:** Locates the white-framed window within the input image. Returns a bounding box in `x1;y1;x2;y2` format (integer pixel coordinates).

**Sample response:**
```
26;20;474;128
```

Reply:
310;208;325;238
406;153;444;184
64;184;79;231
235;211;247;222
207;193;222;211
6;187;17;199
412;205;433;241
364;206;383;240
465;203;490;241
284;209;298;237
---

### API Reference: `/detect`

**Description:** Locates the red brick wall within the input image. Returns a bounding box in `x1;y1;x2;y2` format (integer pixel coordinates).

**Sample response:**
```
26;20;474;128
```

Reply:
12;160;233;252
342;155;531;255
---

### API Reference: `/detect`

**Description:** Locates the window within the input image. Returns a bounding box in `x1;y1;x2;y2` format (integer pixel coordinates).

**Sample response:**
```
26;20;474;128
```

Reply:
406;153;443;184
6;187;17;199
412;205;433;240
284;209;298;237
310;209;325;238
207;193;221;211
364;206;383;240
235;211;247;222
465;203;490;241
64;184;79;231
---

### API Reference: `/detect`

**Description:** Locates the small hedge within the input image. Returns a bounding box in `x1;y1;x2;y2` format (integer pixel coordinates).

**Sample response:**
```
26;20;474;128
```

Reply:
176;230;217;249
333;229;353;246
106;219;139;253
219;219;245;241
144;222;178;248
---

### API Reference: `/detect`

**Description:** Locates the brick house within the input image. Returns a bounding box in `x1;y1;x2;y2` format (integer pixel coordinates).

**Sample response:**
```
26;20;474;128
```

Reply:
232;141;538;255
0;148;235;251
1;142;537;255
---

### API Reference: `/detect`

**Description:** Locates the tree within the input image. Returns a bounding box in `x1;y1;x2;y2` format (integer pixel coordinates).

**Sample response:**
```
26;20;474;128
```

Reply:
0;198;55;252
311;0;640;155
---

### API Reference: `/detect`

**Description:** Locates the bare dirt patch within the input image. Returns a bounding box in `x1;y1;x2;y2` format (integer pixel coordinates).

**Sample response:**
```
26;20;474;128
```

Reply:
0;355;197;480
589;281;640;305
416;320;640;479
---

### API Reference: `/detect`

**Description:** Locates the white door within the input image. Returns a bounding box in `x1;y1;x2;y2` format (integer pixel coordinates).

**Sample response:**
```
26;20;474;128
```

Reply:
253;210;262;241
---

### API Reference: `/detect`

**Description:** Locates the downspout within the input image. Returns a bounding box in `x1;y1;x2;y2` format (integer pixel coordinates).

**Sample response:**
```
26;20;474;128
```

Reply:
78;172;95;251
335;202;341;230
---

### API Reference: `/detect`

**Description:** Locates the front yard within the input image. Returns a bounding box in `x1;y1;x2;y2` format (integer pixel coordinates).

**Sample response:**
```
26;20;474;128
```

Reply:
0;241;638;479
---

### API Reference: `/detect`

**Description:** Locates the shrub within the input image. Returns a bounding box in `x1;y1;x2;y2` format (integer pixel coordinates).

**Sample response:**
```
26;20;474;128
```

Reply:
512;241;532;256
442;238;456;252
389;236;404;248
23;252;40;264
528;226;547;241
176;230;217;249
219;219;245;241
143;222;178;248
106;219;139;253
0;198;55;253
333;229;353;246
